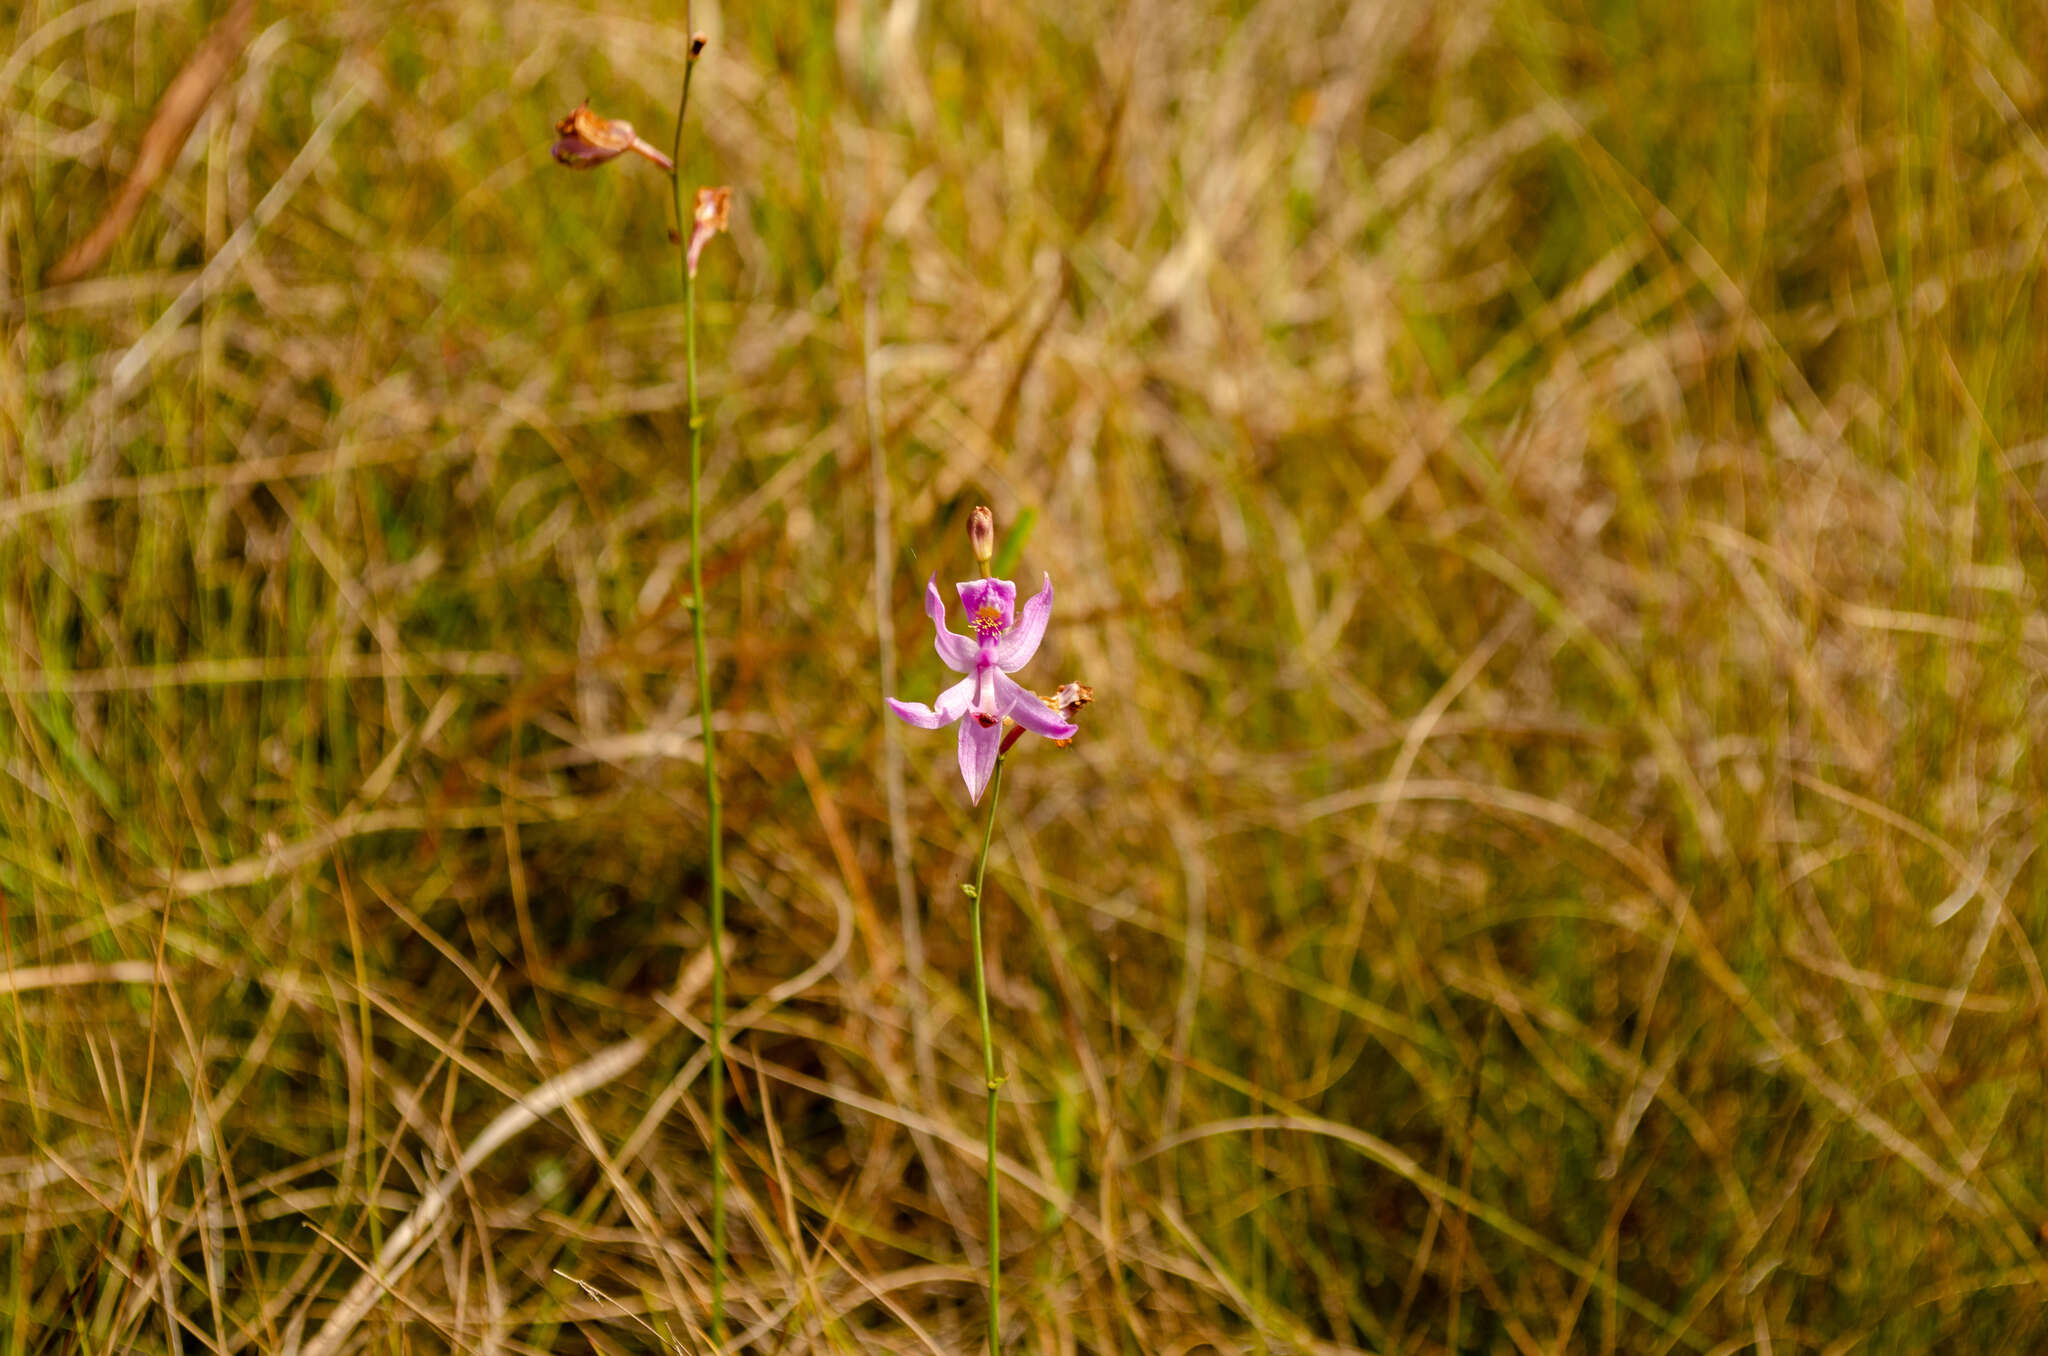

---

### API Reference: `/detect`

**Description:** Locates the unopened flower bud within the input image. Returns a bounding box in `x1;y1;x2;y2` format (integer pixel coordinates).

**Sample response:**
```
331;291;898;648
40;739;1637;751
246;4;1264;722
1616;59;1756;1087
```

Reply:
551;104;675;173
969;506;995;568
687;186;732;278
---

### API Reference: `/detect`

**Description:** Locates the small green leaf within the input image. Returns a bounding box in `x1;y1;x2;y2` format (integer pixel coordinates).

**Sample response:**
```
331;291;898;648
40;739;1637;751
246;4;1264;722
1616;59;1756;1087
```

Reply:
990;506;1036;577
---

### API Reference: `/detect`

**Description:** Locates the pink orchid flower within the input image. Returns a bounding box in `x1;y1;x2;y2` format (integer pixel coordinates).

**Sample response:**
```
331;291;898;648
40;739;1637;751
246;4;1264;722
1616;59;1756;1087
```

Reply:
888;574;1077;803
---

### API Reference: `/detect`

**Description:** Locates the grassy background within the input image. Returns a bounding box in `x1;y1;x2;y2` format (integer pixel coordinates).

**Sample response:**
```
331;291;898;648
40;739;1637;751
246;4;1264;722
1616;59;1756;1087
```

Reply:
8;0;2048;1350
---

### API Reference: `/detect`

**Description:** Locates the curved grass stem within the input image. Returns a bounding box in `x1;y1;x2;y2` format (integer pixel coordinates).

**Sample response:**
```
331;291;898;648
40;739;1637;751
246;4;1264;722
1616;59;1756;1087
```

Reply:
968;754;1007;1354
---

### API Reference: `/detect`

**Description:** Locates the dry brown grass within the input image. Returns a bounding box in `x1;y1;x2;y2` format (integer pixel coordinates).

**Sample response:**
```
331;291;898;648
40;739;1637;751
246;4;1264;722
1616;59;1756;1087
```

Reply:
7;0;2048;1351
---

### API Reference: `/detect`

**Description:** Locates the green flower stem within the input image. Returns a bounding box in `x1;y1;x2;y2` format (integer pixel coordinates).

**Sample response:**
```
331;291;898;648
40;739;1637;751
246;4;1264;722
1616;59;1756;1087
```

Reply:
691;267;728;1351
967;754;1007;1355
670;51;726;1350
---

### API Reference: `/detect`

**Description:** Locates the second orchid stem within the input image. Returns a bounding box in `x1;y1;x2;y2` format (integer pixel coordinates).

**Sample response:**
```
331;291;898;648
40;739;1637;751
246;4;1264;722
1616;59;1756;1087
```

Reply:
671;46;726;1350
968;754;1007;1355
690;267;728;1351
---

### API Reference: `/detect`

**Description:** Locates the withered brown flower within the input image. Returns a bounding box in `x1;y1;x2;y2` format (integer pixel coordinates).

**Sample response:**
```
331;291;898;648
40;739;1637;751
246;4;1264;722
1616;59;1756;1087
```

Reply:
687;186;732;277
550;104;675;173
1046;682;1092;747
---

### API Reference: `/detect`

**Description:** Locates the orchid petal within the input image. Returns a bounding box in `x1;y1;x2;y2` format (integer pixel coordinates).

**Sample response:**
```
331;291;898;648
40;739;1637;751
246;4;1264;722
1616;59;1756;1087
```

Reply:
971;664;999;720
888;676;973;729
994;573;1053;670
996;672;1079;740
956;577;1017;631
551;134;621;168
958;714;1001;803
924;575;977;672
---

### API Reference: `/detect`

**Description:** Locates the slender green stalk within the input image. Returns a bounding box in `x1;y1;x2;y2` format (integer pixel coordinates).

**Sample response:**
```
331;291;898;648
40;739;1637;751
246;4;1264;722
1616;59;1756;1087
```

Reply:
967;754;1007;1355
690;268;728;1350
669;47;726;1349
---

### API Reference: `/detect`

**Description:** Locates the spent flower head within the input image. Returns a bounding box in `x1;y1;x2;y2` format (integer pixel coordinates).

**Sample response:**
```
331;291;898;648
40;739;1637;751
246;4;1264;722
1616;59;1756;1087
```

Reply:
1007;680;1091;753
688;186;732;278
1049;681;1093;746
888;558;1076;802
551;103;675;173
